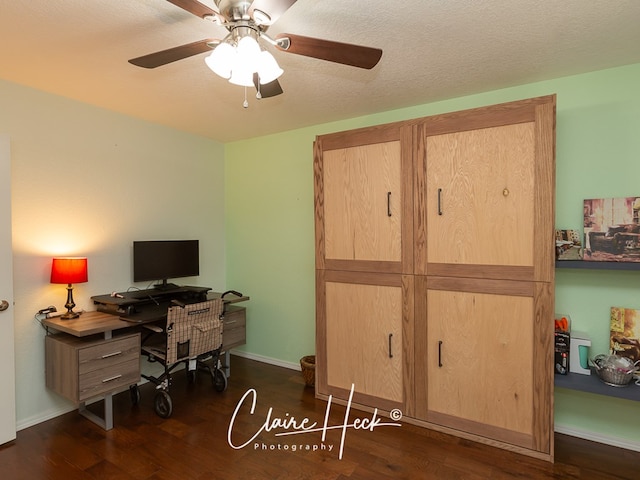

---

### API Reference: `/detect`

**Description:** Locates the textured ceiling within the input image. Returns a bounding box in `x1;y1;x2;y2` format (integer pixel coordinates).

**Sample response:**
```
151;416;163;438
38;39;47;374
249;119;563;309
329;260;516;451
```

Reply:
2;1;640;143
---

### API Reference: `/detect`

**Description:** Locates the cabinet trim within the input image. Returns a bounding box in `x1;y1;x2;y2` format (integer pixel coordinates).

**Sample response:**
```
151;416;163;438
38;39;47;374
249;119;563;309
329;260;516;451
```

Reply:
426;410;534;450
427;263;535;282
532;100;556;283
422;95;555;136
426;276;535;297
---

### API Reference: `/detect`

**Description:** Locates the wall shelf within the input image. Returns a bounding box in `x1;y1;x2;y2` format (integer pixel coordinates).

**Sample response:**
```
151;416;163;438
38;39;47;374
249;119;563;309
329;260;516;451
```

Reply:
555;371;640;401
556;260;640;271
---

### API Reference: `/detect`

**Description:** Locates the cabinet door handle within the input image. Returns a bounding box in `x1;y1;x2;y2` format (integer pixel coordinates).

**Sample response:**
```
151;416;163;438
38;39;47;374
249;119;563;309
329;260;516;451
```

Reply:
438;340;443;367
388;333;393;358
101;351;122;359
387;192;392;217
437;188;443;215
102;374;122;383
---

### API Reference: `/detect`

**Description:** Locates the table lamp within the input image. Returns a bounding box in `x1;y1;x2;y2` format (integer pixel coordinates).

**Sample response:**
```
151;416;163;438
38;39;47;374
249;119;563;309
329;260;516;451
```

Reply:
50;257;88;320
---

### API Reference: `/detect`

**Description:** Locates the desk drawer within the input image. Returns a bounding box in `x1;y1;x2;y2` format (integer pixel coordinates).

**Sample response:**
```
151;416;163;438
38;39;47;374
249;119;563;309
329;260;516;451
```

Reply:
223;326;246;349
222;306;246;329
79;357;140;402
222;306;246;349
78;335;139;375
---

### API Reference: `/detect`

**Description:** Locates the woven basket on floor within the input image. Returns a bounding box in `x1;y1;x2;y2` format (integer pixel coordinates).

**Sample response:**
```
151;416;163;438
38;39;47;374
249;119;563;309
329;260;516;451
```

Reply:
300;355;316;387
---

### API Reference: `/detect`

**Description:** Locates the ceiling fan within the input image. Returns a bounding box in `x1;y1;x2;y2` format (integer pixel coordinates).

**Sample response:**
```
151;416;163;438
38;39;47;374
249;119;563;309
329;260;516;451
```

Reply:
128;0;383;101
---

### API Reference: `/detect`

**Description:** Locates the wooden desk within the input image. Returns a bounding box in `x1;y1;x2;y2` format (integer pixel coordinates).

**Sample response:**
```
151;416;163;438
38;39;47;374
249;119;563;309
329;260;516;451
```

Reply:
43;311;140;431
43;310;132;338
43;293;250;429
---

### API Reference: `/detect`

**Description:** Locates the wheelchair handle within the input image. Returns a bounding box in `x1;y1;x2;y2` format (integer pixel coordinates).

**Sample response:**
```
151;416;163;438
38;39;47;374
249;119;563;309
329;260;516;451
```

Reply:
221;290;243;298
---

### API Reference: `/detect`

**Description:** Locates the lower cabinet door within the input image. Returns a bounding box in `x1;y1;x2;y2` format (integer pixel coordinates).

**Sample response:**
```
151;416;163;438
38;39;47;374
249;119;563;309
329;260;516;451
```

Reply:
414;276;553;454
316;270;413;412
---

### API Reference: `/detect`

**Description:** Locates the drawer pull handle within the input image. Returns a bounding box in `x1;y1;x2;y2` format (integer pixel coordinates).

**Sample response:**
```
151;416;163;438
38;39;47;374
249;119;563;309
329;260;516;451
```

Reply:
438;340;443;367
387;191;392;217
225;319;237;325
388;333;393;358
437;188;443;215
101;351;122;359
102;374;122;383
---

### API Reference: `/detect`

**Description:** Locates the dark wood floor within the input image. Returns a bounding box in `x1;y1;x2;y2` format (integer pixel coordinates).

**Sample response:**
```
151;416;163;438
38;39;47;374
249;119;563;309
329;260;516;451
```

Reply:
1;355;638;479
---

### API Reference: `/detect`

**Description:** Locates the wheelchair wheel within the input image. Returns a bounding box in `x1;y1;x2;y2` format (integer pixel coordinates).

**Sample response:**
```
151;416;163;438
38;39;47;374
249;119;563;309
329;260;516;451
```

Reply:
154;391;173;418
129;385;141;405
212;368;227;392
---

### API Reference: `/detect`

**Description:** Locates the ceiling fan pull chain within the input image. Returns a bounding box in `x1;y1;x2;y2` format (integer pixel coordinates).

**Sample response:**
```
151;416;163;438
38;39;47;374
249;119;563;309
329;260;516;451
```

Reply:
243;87;249;108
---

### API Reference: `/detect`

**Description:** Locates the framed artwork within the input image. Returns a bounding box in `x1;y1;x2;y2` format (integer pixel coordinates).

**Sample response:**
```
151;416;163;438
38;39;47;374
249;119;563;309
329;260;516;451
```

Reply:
555;229;582;260
583;197;640;262
610;306;640;363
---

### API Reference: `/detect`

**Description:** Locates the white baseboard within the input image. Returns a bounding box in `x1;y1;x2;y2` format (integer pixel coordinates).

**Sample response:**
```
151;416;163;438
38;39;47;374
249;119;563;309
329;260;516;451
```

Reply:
554;423;640;452
230;350;301;371
18;405;75;431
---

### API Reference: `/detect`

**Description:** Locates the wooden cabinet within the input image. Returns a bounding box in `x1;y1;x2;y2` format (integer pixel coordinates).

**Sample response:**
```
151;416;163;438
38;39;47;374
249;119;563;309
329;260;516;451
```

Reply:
414;276;553;454
45;332;140;404
316;270;414;413
314;123;415;415
314;123;414;274
414;96;556;282
413;97;555;459
314;95;556;461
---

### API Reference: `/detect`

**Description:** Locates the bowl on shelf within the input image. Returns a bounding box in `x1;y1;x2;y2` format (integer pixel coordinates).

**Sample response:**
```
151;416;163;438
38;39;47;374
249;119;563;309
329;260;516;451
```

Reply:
590;354;639;387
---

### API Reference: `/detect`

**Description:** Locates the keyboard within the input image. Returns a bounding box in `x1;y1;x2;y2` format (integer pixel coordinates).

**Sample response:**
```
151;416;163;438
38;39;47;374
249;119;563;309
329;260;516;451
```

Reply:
119;305;167;324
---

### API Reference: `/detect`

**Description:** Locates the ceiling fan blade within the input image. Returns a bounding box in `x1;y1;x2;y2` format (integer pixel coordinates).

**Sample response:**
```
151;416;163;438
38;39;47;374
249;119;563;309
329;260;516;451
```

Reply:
253;74;284;98
249;0;297;25
274;33;382;69
129;39;217;68
167;0;218;19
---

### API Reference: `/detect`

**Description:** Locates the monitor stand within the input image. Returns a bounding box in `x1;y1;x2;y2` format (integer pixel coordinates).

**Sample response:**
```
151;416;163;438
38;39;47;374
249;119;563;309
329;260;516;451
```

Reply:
153;280;179;291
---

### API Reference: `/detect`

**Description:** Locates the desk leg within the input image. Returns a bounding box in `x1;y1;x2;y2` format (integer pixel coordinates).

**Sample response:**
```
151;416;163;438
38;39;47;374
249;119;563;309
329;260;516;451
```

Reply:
79;393;114;431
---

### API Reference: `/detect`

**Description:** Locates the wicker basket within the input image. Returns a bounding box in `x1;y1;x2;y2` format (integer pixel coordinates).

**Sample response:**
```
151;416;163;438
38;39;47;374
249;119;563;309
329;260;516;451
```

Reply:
300;355;316;388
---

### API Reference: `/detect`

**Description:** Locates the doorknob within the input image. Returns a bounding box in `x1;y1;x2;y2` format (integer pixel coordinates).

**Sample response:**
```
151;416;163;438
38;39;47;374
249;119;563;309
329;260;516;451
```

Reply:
0;300;9;312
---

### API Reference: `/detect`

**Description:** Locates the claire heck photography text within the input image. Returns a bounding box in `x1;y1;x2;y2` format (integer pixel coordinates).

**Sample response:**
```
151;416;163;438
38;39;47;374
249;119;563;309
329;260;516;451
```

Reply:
227;384;402;459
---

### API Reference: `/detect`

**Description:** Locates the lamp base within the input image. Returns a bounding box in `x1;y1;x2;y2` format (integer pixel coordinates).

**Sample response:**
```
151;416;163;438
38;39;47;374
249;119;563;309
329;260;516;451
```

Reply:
61;283;80;320
60;310;80;320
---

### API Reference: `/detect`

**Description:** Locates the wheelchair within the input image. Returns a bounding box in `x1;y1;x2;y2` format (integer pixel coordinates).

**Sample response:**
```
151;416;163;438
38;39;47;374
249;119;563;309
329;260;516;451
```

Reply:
131;298;227;418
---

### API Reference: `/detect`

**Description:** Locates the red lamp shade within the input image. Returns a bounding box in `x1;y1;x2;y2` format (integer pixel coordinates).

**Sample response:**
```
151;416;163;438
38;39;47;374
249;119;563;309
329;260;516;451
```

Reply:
50;257;88;284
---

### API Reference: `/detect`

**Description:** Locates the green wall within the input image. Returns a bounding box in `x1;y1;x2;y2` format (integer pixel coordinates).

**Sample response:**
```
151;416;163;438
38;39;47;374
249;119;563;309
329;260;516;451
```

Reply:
225;62;640;446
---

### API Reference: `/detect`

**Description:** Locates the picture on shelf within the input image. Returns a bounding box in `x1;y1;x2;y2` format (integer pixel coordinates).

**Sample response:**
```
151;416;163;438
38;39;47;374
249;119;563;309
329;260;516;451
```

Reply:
610;306;640;363
555;229;582;260
583;196;640;262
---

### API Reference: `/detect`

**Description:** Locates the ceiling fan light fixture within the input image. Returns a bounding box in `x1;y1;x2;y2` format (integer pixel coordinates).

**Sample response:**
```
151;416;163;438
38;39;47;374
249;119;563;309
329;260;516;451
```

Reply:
205;41;234;78
256;50;283;84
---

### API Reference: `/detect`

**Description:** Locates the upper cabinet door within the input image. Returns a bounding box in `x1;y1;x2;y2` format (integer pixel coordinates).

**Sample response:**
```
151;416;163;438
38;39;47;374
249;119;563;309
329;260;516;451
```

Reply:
315;123;414;273
415;96;556;282
428;122;535;266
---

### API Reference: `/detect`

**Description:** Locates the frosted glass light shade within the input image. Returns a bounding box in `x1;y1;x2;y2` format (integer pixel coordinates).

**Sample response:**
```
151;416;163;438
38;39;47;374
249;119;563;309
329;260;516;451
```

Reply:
205;42;235;79
235;36;261;64
228;63;257;87
257;50;283;84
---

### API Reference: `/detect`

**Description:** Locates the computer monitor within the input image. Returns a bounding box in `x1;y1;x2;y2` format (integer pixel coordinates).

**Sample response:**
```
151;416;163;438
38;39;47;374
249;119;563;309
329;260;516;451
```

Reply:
133;240;199;289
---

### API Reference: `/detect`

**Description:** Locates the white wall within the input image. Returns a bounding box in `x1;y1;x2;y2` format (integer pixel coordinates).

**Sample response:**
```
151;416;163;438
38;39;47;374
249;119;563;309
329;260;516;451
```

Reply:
0;79;226;429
